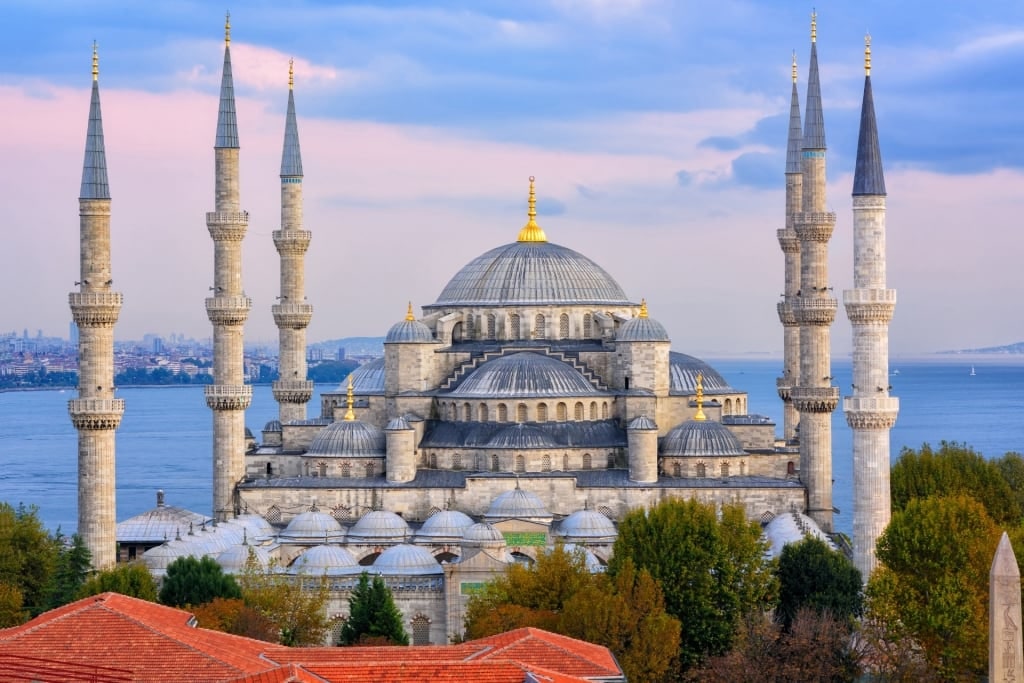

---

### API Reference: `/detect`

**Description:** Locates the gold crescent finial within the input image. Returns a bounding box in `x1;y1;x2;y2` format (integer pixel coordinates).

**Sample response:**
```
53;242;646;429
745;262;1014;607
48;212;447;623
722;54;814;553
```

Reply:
343;375;355;421
791;51;797;83
225;11;231;46
405;301;415;321
289;59;294;89
516;176;548;242
639;299;648;319
811;9;817;44
694;373;706;421
92;41;99;82
864;33;872;76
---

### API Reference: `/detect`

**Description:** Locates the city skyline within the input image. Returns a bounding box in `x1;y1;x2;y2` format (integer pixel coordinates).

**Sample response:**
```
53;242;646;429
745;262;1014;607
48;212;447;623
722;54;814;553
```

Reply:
3;2;1023;354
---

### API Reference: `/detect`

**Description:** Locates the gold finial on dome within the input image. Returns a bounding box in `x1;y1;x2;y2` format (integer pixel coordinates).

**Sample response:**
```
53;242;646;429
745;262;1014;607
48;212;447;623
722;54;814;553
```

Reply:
516;176;548;243
639;299;648;319
792;51;797;83
405;301;415;321
864;33;872;76
289;58;294;89
92;41;99;82
225;11;231;46
694;373;706;421
810;9;817;44
343;375;356;421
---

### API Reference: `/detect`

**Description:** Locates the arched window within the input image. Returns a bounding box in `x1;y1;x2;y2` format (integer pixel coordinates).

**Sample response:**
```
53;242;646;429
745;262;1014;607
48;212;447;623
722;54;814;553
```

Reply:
601;402;609;419
340;462;351;478
583;313;593;338
411;614;431;646
486;314;496;340
557;403;567;421
491;454;500;472
738;398;745;414
364;462;374;478
330;617;346;646
479;404;489;421
266;505;282;525
429;453;438;469
721;461;730;477
515;455;526;473
563;454;569;470
739;460;746;476
724;398;733;415
509;314;521;340
517;403;527;423
534;314;546;339
787;460;796;476
537;403;548;422
452;453;463;470
606;453;615;469
574;402;584;421
696;462;706;478
589;401;597;420
463;403;472;421
582;453;592;470
541;455;552;472
498;403;508;422
559;314;570;339
318;461;328;477
464;316;474;340
673;462;682;477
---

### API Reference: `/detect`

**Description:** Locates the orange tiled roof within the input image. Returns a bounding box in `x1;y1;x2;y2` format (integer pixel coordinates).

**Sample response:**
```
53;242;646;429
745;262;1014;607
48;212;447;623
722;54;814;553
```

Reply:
469;627;622;677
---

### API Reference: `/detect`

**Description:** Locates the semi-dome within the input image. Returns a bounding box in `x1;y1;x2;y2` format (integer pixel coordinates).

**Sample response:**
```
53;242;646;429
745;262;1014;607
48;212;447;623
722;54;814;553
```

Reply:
217;543;272;574
263;419;282;432
449;352;602;398
617;302;669;342
224;514;276;544
373;543;444;575
415;510;475;542
385;306;435;343
627;415;657;431
307;419;385;457
556;510;617;543
462;522;507;548
289;544;360;575
343;357;385;394
485;487;552;521
279;510;345;543
669;352;738;395
429;241;632;308
347;510;410;542
486;424;559;449
660;420;746;457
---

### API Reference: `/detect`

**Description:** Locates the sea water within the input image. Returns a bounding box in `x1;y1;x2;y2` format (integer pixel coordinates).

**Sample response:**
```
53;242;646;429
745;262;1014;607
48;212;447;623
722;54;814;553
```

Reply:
1;357;1022;538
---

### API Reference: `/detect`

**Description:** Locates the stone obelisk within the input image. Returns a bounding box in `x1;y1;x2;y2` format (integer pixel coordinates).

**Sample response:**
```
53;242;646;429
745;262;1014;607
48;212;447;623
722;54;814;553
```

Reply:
990;532;1023;683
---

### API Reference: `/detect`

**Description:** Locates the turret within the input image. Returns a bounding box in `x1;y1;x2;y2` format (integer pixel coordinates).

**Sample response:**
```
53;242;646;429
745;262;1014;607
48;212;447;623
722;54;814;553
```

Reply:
627;415;658;483
615;300;671;396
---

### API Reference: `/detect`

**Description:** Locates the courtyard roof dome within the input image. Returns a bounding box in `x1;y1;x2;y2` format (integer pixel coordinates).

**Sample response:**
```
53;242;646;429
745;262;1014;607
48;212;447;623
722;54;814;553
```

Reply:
116;492;211;544
373;544;443;575
556;510;617;543
347;510;410;543
279;510;345;543
307;419;385;457
462;522;507;548
449;352;602;399
289;544;360;575
415;510;475;543
668;352;738;395
561;543;606;572
216;543;271;574
485;487;552;522
660;420;746;457
142;538;197;577
224;514;276;544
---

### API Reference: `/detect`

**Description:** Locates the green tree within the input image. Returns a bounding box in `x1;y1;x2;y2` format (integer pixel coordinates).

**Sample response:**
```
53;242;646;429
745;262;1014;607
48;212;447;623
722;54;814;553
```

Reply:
608;499;776;671
865;494;999;681
239;560;330;646
891;441;1020;524
339;572;409;646
78;562;159;602
996;451;1024;521
0;503;59;618
190;597;279;642
776;536;862;630
0;582;28;627
47;533;92;609
158;556;241;607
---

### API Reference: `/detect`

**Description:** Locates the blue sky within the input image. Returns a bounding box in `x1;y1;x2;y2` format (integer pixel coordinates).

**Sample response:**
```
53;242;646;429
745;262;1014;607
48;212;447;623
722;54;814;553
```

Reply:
3;1;1024;354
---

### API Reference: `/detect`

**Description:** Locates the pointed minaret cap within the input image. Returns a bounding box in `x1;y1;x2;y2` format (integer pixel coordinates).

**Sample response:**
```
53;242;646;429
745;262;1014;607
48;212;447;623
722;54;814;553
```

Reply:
802;10;826;151
280;60;303;176
215;12;239;149
694;373;706;421
785;52;803;174
516;177;548;243
81;42;110;200
343;375;356;421
853;34;886;197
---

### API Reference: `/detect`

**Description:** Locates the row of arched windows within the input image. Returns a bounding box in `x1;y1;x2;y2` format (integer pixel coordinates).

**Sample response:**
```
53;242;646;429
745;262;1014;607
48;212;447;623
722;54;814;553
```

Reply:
442;400;610;423
474;312;594;341
310;460;376;478
665;460;748;478
422;452;612;472
722;397;746;414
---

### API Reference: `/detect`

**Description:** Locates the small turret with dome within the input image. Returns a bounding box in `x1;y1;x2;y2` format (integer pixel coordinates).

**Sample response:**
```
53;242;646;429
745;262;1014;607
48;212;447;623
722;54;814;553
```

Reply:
617;299;669;342
386;302;435;344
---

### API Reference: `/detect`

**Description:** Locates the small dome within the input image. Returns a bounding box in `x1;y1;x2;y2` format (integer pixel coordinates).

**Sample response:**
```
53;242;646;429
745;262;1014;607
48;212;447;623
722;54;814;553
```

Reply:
263;420;282;432
308;419;385;457
343;357;386;394
386;416;412;431
386;318;435;344
669;352;738;395
556;510;617;542
224;514;276;544
617;313;669;342
449;352;602;399
486;424;559;449
245;427;254;439
289;544;360;575
142;539;197;577
373;544;443;575
347;510;411;542
217;544;272;574
627;415;657;430
280;511;345;543
415;510;475;543
660;420;746;457
462;522;507;548
485;488;552;521
116;496;210;544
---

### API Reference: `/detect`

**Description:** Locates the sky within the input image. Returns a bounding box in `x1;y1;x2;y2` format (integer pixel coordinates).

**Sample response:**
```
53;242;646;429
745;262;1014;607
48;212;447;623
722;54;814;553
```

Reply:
3;1;1024;356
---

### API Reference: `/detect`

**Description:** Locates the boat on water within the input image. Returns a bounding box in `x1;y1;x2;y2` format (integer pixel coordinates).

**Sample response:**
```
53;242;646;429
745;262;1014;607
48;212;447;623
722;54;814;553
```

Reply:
970;366;977;376
891;369;900;376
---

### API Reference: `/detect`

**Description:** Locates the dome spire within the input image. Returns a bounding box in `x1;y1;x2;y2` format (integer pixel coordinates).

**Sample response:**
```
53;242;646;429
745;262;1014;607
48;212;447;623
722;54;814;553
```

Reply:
92;41;98;82
864;32;871;76
289;58;294;90
811;8;817;43
792;50;797;84
344;375;356;421
405;301;415;321
517;176;547;243
225;10;231;46
639;298;648;318
694;373;706;421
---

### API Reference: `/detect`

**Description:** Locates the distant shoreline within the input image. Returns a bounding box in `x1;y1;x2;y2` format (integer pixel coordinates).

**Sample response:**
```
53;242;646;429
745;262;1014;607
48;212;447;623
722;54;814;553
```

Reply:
0;382;278;394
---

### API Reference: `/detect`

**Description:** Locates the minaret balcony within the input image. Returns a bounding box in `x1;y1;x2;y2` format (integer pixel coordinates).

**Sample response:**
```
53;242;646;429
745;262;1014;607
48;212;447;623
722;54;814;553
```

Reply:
204;384;253;411
843;396;899;429
69;292;123;327
776;301;797;325
791;297;837;325
207;211;249;241
776;377;792;402
791;386;839;413
272;230;312;254
206;296;252;326
272;303;314;329
272;379;314;404
793;212;837;242
776;229;799;253
843;289;896;324
68;398;125;430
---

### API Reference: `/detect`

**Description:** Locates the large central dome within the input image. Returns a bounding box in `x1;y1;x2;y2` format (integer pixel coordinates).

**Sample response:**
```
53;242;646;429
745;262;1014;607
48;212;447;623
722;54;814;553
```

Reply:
430;241;632;307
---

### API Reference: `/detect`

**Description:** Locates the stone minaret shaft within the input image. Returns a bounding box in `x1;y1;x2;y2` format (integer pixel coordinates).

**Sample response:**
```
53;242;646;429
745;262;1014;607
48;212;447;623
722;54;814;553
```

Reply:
206;17;251;521
777;54;802;444
844;38;897;579
70;45;124;569
791;15;838;532
272;62;313;423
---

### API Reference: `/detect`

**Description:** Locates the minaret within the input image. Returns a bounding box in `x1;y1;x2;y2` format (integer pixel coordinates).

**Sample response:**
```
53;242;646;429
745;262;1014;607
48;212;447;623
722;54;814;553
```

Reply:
777;52;803;444
272;60;314;424
844;35;898;578
790;11;838;532
70;44;124;569
205;14;252;520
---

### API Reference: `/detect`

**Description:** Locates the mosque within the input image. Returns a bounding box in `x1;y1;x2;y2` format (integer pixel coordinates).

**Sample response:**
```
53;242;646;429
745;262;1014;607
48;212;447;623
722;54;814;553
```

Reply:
72;12;896;644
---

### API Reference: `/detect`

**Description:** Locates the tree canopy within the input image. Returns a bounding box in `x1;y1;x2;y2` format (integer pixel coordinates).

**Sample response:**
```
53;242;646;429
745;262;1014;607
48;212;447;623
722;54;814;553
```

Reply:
238;561;330;647
190;597;278;642
776;536;862;630
339;572;408;646
0;503;59;620
159;555;241;607
79;562;159;602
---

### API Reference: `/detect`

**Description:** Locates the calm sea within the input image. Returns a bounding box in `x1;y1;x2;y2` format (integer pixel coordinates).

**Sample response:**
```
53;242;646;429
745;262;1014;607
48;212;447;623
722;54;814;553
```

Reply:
2;357;1022;538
